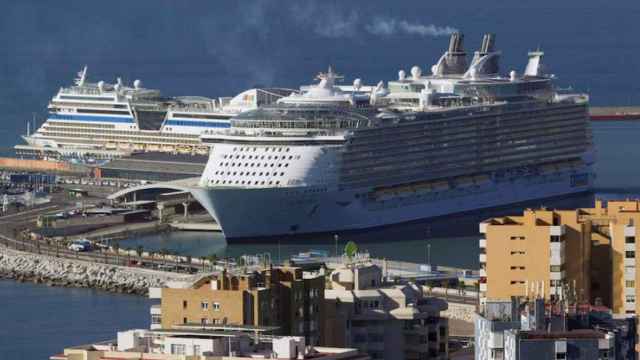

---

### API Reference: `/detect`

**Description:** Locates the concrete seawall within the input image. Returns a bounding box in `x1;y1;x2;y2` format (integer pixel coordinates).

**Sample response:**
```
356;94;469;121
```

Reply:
0;246;196;295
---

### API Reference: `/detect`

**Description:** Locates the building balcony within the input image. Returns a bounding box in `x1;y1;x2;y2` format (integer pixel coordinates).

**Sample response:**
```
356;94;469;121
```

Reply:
150;304;162;315
625;226;636;237
479;222;488;234
549;225;566;237
479;238;487;248
626;243;636;252
550;254;564;266
550;271;565;281
625;267;636;279
479;254;487;263
625;258;636;267
625;302;636;311
625;287;636;295
480;283;487;292
479;268;487;277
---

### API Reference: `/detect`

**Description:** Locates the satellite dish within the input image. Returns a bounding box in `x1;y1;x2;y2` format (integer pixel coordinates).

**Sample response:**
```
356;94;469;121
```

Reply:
133;79;142;89
398;70;406;81
410;66;422;80
353;78;362;91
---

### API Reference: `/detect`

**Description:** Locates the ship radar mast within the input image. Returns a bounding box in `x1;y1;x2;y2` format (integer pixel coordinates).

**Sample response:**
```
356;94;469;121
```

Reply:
75;66;88;87
315;66;344;89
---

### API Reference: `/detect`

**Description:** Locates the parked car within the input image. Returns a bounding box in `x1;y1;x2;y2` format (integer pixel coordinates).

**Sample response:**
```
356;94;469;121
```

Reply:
68;239;92;252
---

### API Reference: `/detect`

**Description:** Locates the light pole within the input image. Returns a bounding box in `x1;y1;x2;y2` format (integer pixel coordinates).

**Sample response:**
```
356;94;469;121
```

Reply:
427;244;431;267
334;234;339;259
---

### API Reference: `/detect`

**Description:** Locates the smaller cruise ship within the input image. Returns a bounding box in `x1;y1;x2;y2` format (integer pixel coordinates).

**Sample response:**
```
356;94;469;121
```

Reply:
18;67;293;159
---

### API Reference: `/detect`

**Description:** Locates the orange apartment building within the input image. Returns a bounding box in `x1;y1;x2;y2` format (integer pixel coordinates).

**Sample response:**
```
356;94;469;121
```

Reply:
479;199;640;317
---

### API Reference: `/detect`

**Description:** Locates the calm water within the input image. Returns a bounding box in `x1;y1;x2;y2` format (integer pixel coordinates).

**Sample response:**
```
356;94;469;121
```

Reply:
0;280;151;360
2;1;640;359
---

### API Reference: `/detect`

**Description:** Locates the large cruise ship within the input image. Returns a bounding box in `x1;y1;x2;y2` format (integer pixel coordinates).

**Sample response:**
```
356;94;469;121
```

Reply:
195;33;594;239
18;67;292;159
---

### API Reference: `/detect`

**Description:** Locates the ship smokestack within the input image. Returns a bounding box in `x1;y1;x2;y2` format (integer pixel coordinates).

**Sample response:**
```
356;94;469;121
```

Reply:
431;32;467;76
480;33;496;54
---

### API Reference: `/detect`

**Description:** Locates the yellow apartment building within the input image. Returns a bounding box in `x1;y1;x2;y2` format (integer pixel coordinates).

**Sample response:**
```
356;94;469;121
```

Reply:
151;266;325;345
479;199;640;316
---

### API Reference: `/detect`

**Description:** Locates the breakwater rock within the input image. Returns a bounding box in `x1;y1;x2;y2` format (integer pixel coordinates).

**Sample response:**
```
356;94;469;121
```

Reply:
0;247;196;295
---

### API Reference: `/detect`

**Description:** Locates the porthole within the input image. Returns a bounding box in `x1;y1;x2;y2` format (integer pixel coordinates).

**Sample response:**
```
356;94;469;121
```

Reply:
280;172;284;176
289;156;293;160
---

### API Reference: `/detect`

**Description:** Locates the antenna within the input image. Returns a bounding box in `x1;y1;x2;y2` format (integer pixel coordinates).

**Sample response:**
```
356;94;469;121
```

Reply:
75;66;88;86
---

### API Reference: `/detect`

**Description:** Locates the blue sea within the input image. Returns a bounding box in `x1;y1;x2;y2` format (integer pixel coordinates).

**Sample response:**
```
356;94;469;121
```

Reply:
1;0;640;359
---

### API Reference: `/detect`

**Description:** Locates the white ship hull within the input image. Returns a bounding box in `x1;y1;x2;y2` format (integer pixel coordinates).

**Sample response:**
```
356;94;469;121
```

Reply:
194;168;593;239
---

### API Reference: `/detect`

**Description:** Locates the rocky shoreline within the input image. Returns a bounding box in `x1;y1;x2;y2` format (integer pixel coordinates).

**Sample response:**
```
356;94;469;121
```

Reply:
0;246;196;295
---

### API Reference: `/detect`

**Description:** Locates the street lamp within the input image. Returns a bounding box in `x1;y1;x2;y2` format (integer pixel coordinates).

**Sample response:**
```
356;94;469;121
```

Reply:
334;234;339;259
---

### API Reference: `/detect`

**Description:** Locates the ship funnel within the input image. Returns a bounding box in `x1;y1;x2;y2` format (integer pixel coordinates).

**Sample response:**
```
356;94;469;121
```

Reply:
431;32;468;76
524;49;545;77
463;33;500;78
480;33;496;54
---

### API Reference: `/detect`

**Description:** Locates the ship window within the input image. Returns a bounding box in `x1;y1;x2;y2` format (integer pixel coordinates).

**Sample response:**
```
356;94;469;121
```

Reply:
269;181;273;185
280;172;284;176
260;173;263;176
261;156;265;159
289;156;293;160
270;164;274;167
253;148;257;151
261;181;265;185
276;181;280;185
233;147;237;151
233;172;237;175
285;164;289;167
278;164;282;167
252;172;256;176
286;148;290;152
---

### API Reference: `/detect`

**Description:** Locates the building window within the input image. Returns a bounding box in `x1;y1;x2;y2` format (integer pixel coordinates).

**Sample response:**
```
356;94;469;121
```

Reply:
213;302;221;311
626;251;636;259
151;314;161;324
201;301;208;310
170;344;186;355
626;236;636;244
183;317;187;324
201;318;208;325
550;265;563;272
626;280;635;288
626;295;635;303
183;301;188;309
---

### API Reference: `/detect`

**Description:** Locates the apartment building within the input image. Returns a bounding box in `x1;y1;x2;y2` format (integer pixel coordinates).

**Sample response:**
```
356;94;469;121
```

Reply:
475;298;635;360
479;199;640;316
149;265;325;345
50;326;371;360
323;260;449;360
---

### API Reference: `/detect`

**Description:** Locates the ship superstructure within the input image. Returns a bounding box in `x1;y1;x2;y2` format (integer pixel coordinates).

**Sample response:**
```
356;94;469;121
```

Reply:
191;33;594;238
18;67;292;159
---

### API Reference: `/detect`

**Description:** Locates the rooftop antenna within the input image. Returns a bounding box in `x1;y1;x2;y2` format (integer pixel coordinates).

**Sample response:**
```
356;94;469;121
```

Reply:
75;66;88;86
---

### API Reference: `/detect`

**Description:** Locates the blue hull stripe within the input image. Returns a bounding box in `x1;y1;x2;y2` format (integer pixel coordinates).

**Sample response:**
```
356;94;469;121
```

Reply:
49;113;134;123
165;119;230;128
